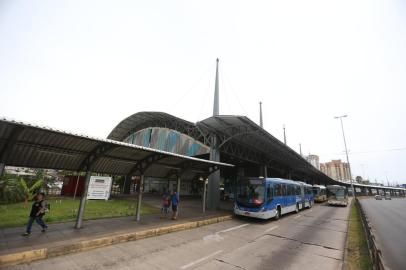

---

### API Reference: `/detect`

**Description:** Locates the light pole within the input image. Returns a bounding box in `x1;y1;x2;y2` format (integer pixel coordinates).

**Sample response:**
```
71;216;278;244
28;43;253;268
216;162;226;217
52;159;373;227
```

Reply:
334;115;355;197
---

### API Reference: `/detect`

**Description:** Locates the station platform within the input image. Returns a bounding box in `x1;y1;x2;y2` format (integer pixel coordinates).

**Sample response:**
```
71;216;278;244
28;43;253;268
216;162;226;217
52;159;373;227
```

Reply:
0;196;233;266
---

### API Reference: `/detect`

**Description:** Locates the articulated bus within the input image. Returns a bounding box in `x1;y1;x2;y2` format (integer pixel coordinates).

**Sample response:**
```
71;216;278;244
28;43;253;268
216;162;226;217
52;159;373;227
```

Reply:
234;178;314;220
326;185;348;206
312;185;327;202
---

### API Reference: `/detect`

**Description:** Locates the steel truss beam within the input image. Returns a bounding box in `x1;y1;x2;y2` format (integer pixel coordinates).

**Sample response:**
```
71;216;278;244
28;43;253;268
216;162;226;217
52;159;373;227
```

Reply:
127;153;168;175
78;143;118;171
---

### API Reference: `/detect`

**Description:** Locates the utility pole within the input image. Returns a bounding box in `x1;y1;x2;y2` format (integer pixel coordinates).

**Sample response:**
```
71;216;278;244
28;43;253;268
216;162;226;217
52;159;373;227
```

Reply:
208;59;221;210
334;115;354;197
259;102;263;128
299;143;302;156
283;124;287;145
213;58;220;116
259;101;267;177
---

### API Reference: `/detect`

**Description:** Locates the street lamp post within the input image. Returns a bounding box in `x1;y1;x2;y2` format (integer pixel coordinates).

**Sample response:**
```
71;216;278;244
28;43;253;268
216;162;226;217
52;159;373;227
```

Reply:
334;115;355;197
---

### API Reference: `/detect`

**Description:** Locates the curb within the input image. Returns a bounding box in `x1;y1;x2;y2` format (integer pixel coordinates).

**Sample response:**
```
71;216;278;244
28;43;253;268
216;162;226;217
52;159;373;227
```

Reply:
342;197;354;270
357;200;387;270
0;215;233;267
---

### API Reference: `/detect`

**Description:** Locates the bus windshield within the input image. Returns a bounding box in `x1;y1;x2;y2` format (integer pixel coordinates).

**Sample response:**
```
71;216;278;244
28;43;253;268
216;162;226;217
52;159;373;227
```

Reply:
236;179;265;206
328;187;346;199
334;189;345;199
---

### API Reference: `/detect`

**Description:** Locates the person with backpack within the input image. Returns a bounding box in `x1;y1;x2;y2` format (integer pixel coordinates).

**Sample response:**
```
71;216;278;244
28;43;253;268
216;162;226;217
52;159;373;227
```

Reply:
171;190;179;220
160;188;171;218
22;192;48;236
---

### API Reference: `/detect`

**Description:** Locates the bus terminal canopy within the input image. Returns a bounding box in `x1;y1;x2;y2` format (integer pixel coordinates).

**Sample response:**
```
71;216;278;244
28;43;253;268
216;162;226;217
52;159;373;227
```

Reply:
197;115;334;184
0;117;233;178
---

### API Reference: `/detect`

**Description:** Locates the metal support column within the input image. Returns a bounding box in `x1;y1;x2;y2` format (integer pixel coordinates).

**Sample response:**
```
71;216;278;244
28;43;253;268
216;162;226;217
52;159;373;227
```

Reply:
75;171;92;229
263;165;268;178
208;136;220;210
136;174;144;221
176;176;181;215
202;178;207;213
0;163;5;177
177;176;181;196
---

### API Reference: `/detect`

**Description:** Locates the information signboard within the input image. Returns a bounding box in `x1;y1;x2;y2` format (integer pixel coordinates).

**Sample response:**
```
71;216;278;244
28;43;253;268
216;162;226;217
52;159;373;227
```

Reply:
87;176;112;200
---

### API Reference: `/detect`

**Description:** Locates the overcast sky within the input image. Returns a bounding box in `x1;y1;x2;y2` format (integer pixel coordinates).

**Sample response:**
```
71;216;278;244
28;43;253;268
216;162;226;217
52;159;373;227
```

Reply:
1;0;405;184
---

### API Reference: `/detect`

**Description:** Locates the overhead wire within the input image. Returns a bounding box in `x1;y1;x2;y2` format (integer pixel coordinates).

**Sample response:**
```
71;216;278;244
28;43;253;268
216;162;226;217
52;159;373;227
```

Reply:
171;63;212;110
317;146;406;157
221;64;249;116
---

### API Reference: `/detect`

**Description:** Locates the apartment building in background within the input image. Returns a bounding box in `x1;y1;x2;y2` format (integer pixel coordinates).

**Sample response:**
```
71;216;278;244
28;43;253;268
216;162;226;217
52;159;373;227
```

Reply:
320;159;351;181
305;154;320;170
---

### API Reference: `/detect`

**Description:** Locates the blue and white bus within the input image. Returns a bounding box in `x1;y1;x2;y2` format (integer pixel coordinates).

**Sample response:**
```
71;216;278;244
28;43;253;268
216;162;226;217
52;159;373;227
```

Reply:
234;178;314;220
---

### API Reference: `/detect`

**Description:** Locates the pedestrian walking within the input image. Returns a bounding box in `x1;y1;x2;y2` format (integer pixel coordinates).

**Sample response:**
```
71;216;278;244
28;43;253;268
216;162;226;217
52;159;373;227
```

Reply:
161;189;170;218
171;190;179;220
22;192;48;236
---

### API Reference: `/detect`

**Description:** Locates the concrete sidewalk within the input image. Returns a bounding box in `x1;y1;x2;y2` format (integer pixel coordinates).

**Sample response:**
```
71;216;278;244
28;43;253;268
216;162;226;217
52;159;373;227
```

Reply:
0;196;233;266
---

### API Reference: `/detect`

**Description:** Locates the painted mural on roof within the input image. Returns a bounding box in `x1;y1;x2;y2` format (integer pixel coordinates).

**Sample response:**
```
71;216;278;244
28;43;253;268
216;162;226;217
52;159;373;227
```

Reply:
124;127;210;156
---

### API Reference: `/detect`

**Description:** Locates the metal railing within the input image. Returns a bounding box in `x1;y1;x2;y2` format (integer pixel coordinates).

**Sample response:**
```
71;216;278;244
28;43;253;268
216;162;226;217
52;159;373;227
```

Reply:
356;198;386;270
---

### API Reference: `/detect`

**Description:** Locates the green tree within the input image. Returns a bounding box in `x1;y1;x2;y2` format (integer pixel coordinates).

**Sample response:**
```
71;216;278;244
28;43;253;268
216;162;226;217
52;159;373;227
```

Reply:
0;177;25;203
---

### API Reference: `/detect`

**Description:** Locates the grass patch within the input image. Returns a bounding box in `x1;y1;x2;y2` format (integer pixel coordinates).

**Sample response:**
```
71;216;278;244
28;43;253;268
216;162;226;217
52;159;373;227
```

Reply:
0;197;159;228
346;200;372;270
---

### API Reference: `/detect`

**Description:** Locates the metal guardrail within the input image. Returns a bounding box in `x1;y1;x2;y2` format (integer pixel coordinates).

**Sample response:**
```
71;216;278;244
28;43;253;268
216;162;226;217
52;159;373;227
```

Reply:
356;198;386;270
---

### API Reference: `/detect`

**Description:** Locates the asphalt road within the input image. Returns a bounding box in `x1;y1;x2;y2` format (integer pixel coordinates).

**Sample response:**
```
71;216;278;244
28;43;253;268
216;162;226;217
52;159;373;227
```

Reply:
359;198;406;270
5;203;351;270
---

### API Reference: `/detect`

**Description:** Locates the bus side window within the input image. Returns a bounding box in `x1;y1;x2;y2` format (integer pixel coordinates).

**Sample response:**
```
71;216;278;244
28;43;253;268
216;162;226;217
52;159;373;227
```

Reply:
274;184;281;196
267;186;273;201
288;185;293;196
296;186;301;196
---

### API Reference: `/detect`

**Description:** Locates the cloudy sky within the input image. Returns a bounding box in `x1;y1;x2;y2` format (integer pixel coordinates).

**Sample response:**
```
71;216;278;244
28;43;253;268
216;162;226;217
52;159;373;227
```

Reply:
1;0;405;184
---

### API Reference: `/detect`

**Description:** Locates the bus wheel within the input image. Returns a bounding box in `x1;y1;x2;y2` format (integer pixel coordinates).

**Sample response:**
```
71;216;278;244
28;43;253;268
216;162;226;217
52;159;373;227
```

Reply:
295;203;299;213
274;207;281;220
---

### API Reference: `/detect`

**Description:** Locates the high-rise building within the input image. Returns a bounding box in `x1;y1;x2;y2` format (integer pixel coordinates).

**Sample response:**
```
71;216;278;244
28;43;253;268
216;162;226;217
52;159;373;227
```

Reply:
305;154;320;170
320;159;351;181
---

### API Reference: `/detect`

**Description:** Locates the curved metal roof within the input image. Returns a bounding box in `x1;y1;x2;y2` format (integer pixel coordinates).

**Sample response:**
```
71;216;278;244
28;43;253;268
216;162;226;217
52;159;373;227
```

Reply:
107;112;334;182
108;112;202;142
106;112;405;192
0;117;232;179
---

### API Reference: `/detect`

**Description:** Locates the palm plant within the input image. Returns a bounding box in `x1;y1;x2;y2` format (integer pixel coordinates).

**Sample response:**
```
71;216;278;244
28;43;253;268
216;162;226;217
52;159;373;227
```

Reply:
20;178;44;206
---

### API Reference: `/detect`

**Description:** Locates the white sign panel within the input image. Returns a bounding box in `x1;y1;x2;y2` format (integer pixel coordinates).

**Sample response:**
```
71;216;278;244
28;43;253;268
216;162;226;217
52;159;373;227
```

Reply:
87;176;112;200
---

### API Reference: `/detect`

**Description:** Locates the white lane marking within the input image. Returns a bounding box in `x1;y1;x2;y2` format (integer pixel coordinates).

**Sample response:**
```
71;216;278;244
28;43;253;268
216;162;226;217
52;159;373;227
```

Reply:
217;223;249;234
180;250;223;269
203;234;224;242
203;223;249;242
293;214;302;219
265;225;278;233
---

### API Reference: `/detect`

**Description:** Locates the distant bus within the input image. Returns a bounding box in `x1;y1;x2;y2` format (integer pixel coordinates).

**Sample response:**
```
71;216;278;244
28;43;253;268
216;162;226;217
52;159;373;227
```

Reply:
326;185;348;206
234;178;314;220
313;185;327;203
